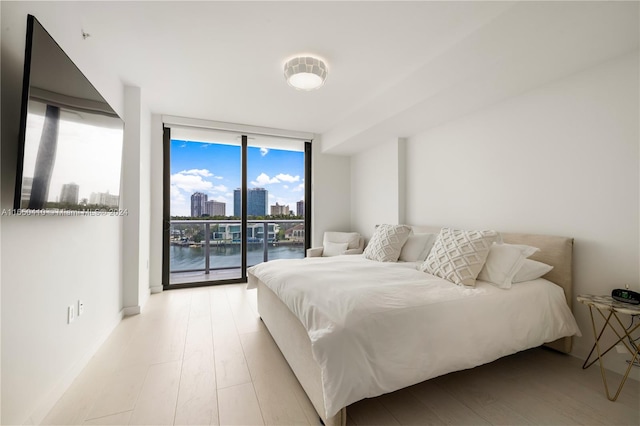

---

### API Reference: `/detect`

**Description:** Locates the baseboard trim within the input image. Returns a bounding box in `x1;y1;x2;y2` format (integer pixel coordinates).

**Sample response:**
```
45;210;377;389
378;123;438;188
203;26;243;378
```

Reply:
150;284;163;294
123;305;141;316
139;288;150;312
28;308;125;425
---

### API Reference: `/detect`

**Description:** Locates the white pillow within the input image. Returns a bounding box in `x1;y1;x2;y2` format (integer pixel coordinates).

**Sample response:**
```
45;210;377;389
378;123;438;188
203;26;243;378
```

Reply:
477;243;539;289
363;224;412;262
421;228;499;287
323;232;361;250
399;233;437;262
512;259;554;283
323;241;349;257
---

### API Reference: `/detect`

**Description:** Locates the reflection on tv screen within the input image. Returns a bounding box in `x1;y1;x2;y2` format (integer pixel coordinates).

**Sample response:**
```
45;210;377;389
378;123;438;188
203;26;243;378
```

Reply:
20;99;123;211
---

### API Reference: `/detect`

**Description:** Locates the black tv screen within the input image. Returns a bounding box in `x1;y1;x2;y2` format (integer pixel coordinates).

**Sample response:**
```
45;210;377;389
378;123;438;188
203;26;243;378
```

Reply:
14;15;124;214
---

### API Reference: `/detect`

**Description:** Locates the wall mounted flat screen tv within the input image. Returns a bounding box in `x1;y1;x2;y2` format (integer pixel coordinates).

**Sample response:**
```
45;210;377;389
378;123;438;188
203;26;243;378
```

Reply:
13;15;124;214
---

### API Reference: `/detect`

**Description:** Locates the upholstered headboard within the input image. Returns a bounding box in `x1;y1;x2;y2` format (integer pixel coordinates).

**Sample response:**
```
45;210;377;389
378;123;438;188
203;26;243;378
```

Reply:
502;232;574;353
412;226;574;353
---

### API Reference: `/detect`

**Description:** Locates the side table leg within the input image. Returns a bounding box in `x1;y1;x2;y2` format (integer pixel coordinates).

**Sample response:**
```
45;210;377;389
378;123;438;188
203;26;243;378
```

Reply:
587;306;640;401
583;309;614;369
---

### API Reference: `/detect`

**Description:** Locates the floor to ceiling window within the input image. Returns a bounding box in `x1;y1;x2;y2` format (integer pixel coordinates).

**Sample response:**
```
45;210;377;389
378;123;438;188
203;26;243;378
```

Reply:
162;122;311;288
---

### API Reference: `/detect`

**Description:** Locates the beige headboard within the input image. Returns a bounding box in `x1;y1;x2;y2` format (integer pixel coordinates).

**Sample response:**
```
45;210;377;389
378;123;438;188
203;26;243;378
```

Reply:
412;226;574;354
502;233;574;353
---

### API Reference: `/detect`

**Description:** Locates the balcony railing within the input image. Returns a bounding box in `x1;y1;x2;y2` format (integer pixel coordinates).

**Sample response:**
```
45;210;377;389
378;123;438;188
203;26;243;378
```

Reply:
169;219;304;282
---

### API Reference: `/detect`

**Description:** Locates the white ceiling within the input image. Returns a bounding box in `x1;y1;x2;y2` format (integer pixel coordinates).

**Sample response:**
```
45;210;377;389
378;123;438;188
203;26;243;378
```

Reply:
3;1;639;154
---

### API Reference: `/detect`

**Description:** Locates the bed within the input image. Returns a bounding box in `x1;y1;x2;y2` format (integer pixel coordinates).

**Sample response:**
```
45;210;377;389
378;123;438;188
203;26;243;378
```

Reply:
247;227;580;426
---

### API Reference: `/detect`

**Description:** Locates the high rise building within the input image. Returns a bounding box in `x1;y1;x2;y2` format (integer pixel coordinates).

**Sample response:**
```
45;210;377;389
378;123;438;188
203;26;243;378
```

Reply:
233;189;240;217
205;200;226;216
59;183;79;205
296;200;305;217
270;202;289;216
20;177;33;204
191;192;207;217
234;188;268;217
89;191;119;207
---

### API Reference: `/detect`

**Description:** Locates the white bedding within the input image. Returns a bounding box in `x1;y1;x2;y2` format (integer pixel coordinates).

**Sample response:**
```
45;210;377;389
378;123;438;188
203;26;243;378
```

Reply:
247;255;580;418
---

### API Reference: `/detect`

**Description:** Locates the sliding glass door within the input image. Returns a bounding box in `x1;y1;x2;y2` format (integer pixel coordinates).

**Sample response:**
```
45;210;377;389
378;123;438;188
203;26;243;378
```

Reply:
163;125;310;288
246;134;307;267
167;128;243;285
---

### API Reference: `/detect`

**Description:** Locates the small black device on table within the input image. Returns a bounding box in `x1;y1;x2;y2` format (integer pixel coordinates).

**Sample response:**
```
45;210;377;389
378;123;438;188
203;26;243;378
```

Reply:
611;288;640;305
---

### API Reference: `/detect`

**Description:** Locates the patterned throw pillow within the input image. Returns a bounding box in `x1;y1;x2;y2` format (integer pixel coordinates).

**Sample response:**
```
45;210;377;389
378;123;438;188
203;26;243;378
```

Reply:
363;224;412;262
420;228;499;287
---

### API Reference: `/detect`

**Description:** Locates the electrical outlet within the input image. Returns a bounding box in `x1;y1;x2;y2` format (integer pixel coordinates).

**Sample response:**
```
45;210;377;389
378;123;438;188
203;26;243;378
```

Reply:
68;305;75;324
78;300;84;316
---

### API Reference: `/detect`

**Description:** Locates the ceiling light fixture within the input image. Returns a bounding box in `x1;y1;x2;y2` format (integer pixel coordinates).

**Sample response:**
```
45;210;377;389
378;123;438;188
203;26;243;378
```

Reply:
284;56;328;91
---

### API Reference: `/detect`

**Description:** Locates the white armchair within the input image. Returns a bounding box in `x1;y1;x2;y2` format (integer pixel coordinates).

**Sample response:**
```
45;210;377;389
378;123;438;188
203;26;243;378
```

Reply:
307;231;365;257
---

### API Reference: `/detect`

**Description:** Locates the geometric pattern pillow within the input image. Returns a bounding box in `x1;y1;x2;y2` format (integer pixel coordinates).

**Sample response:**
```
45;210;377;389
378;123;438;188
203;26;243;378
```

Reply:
420;228;499;287
363;224;412;262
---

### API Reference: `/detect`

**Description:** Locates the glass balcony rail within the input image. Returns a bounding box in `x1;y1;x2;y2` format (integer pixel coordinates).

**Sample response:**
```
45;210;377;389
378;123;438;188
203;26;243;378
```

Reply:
169;219;305;278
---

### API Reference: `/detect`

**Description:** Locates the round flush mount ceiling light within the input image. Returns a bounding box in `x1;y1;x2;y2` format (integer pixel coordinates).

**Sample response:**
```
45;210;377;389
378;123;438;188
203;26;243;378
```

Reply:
284;56;328;90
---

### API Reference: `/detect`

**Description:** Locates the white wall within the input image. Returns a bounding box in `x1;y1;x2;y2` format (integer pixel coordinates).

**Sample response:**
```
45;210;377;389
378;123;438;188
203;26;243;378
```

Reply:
350;138;406;239
401;52;639;373
122;87;143;313
122;86;151;313
0;217;124;425
311;144;352;247
0;5;142;424
138;99;151;305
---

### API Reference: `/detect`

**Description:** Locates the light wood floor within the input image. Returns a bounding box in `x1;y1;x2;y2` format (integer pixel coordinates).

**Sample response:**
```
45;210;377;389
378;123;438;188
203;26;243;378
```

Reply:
43;284;639;426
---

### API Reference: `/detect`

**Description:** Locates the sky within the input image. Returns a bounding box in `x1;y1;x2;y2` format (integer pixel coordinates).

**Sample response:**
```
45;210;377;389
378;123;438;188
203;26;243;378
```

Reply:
170;139;305;217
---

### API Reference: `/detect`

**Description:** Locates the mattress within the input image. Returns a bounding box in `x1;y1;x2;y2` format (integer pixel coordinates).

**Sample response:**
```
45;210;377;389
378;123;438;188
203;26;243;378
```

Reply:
247;255;580;418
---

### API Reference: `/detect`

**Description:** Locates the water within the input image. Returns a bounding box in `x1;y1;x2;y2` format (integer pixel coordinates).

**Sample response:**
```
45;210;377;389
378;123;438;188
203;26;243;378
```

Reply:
170;244;304;271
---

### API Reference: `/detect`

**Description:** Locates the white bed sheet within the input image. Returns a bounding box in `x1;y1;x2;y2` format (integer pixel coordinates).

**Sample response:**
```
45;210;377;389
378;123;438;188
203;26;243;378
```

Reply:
247;255;580;418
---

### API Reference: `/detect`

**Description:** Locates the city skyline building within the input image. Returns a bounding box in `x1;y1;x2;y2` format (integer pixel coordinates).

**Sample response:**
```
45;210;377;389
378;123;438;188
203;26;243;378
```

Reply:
296;200;304;217
59;183;79;205
270;202;290;216
205;199;226;217
234;188;268;217
20;177;33;204
191;192;207;217
89;191;119;207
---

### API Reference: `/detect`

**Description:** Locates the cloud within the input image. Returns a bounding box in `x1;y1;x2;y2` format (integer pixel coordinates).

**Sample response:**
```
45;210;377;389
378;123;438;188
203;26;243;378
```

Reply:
283;185;289;189
180;168;214;177
260;147;269;156
212;184;228;193
251;172;280;186
170;184;188;215
292;183;305;192
170;184;185;202
275;173;299;183
250;172;301;186
171;171;214;193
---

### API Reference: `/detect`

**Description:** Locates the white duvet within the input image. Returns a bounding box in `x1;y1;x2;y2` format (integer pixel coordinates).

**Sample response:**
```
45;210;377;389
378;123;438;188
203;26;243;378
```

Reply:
247;255;580;418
